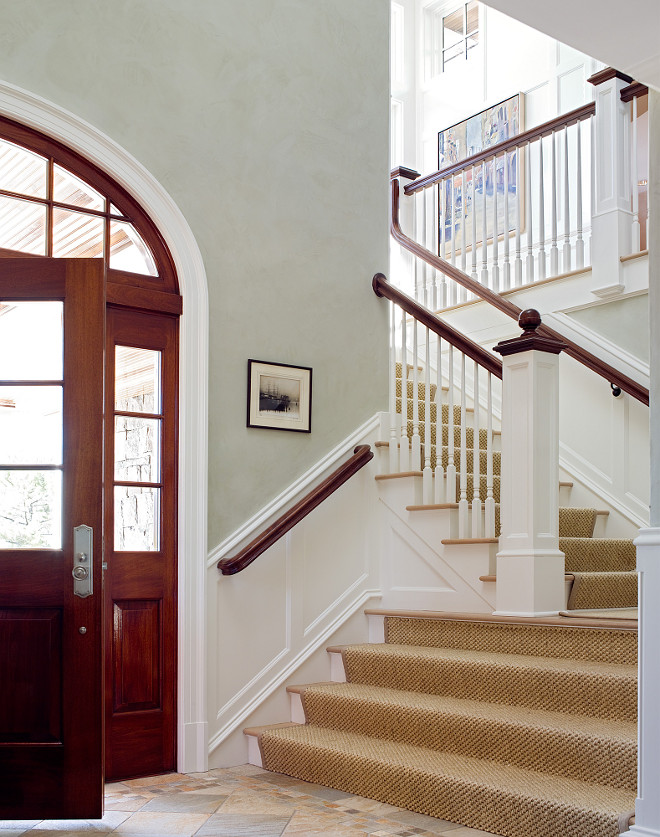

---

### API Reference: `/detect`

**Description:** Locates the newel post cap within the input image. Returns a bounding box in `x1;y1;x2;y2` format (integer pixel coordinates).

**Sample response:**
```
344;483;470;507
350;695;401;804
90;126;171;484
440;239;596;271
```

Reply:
493;309;566;357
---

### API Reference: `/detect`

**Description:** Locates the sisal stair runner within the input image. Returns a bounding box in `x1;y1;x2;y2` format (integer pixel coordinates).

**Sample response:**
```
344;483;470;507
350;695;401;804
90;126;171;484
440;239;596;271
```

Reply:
559;509;637;611
249;614;637;837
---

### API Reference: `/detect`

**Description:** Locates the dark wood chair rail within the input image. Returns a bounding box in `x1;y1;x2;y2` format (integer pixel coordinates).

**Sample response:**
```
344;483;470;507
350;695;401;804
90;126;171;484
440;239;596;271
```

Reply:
404;102;596;195
390;179;649;405
372;273;502;379
217;445;374;576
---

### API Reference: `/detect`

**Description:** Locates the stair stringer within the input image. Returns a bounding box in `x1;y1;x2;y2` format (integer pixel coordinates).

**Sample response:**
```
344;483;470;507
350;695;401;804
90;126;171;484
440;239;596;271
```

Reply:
377;474;497;612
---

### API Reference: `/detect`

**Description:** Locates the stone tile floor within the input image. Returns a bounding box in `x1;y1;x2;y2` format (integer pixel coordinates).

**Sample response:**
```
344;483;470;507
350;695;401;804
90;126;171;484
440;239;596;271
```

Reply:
0;765;498;837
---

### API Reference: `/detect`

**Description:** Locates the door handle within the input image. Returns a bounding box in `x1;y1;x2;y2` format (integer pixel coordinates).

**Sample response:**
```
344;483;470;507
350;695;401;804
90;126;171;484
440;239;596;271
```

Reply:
72;525;93;598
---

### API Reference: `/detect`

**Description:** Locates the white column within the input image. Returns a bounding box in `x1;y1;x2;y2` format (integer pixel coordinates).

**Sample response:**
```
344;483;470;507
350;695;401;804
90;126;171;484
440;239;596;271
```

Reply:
493;310;565;616
588;68;634;296
621;87;660;837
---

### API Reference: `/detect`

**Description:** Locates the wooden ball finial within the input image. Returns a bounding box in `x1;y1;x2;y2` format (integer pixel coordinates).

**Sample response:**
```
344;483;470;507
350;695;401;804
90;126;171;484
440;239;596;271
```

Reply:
518;309;541;332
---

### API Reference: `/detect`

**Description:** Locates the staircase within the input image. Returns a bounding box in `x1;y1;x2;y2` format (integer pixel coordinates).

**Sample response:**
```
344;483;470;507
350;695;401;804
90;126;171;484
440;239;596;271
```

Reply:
243;349;639;836
246;612;637;837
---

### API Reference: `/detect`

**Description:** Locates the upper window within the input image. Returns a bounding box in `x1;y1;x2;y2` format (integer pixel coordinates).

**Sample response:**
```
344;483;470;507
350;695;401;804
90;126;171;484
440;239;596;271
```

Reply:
0;138;157;275
424;0;479;80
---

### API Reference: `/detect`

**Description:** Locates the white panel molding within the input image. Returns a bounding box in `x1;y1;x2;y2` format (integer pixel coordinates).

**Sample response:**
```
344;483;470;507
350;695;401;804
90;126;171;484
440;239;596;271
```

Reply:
303;573;370;637
547;311;650;383
0;79;209;773
559;441;649;528
207;587;381;756
208;414;381;569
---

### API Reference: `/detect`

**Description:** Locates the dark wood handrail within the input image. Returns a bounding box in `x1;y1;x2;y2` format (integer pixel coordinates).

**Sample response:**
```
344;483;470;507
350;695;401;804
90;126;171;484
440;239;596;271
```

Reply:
405;102;596;195
217;445;374;576
621;81;649;103
390;179;650;405
373;273;502;379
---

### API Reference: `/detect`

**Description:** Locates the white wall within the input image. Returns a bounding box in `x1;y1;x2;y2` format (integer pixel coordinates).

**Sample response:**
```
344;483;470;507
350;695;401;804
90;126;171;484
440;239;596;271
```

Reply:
0;0;391;549
402;0;601;173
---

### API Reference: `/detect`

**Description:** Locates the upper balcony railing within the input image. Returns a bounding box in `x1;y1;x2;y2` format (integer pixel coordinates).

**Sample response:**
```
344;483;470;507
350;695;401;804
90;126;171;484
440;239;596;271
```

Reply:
393;71;648;312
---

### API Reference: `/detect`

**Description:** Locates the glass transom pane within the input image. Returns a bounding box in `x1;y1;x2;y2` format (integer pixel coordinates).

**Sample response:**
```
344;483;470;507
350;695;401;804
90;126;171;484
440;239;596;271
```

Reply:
53;165;105;212
0;140;47;199
0;386;62;465
114;486;160;552
0;302;63;381
114;416;161;482
0;195;46;255
52;208;104;259
110;220;158;276
115;346;161;413
0;469;62;549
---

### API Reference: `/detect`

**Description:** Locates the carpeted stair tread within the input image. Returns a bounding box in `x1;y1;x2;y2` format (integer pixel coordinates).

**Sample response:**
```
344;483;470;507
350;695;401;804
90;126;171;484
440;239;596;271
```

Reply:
559;507;598;538
568;571;638;610
561;538;636;572
341;643;637;721
259;724;635;837
296;681;636;789
383;615;637;664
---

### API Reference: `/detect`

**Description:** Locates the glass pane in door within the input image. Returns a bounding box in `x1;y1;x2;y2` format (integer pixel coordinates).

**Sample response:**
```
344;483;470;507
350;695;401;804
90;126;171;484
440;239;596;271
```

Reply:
0;302;63;380
115;347;161;413
0;470;62;549
0;386;62;464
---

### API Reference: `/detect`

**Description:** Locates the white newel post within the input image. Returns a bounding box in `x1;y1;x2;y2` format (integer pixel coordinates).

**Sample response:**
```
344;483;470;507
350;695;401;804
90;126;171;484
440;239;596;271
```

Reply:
588;68;634;296
622;87;659;837
493;310;565;617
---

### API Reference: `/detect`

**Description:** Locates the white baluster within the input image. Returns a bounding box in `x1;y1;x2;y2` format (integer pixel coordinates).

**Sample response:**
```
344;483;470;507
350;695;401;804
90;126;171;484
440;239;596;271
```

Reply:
411;320;421;471
438;182;448;308
460;169;467;283
485;372;495;538
416;191;427;305
458;353;469;537
491;157;500;291
471;165;478;283
502;150;511;290
514;146;523;285
428;189;438;310
434;335;445;503
525;142;535;282
389;302;399;474
399;307;410;472
550;130;559;276
446;345;456;503
576;121;585;269
481;161;488;287
632;95;641;253
563;126;571;273
471;362;482;537
450;178;456;271
423;328;433;503
538;138;547;280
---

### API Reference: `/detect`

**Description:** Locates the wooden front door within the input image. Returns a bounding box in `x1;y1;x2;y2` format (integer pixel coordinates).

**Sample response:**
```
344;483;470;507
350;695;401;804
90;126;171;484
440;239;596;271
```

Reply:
0;258;105;819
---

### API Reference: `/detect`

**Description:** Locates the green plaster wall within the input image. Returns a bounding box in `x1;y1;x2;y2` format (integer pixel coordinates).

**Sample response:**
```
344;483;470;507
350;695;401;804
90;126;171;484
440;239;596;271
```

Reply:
0;0;390;546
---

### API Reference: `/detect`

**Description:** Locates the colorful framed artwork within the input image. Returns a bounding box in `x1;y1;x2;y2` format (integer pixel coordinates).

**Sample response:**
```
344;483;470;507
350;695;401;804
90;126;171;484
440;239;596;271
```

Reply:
438;93;524;253
247;359;312;433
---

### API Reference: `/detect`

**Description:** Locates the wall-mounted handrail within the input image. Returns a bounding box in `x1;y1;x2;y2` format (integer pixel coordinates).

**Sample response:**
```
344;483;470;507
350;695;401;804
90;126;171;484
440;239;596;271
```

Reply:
404;102;596;196
391;177;649;405
217;445;374;575
373;272;502;379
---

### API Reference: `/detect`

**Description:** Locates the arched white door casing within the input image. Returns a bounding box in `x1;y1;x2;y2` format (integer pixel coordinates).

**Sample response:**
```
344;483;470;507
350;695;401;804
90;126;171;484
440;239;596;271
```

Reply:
0;79;209;773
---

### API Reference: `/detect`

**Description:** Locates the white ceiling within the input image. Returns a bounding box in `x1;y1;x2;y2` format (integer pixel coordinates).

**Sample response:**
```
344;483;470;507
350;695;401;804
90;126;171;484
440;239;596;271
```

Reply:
484;0;660;91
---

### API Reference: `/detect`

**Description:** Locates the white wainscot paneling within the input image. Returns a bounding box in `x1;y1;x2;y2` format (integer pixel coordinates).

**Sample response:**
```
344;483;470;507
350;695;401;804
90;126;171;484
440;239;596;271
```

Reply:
214;538;289;711
301;470;372;634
